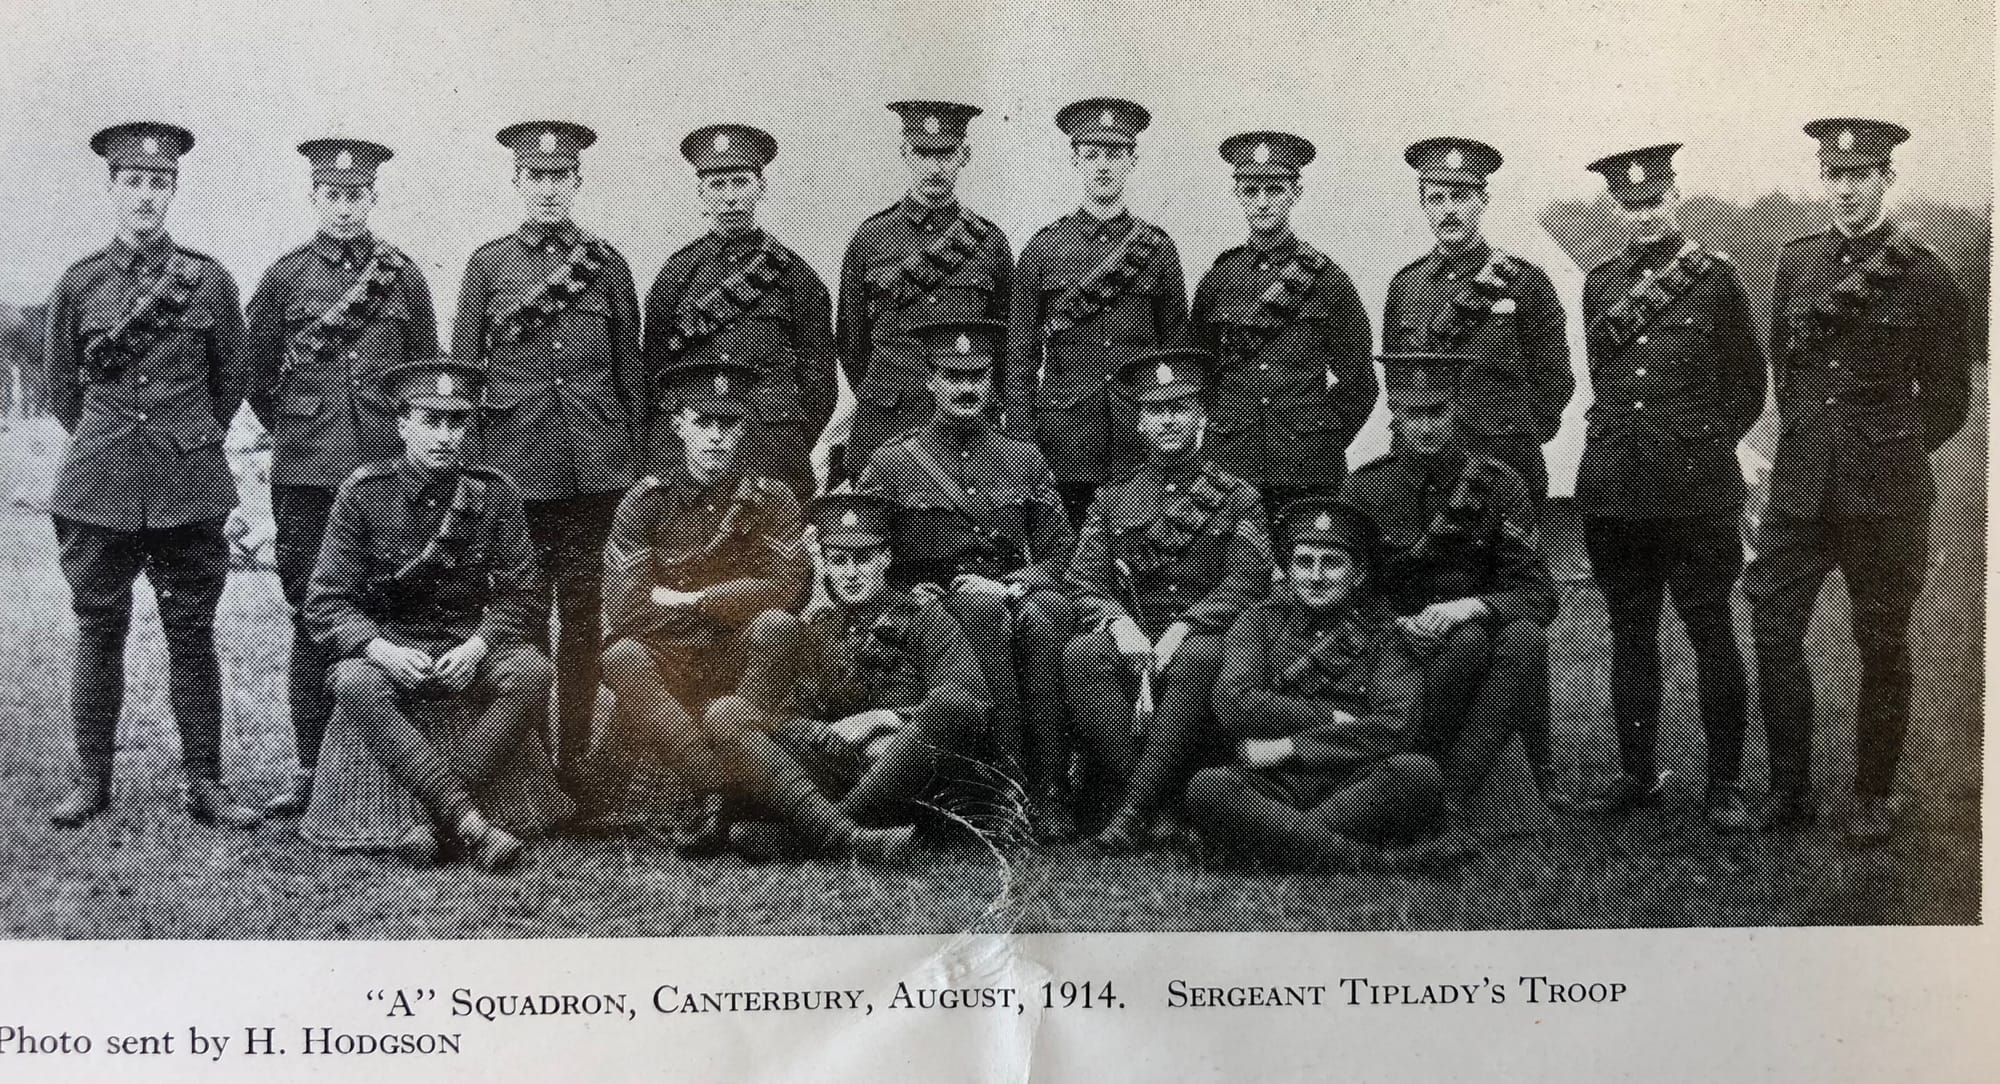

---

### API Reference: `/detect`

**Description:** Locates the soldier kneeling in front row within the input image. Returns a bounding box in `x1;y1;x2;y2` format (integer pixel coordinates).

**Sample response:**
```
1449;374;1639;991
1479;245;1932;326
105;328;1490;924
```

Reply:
301;360;552;871
697;489;994;864
1188;499;1445;871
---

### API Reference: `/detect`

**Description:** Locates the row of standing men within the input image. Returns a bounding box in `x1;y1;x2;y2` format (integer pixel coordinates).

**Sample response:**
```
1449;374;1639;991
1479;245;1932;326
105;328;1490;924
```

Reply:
37;101;1969;864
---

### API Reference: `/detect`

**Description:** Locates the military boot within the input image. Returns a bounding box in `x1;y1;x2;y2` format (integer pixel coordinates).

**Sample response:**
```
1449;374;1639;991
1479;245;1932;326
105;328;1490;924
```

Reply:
454;809;525;872
263;768;314;818
184;776;264;829
49;772;112;827
773;778;915;866
1703;785;1752;835
1577;773;1663;817
392;821;443;868
674;792;733;859
1089;805;1150;852
1030;784;1078;842
1760;789;1819;831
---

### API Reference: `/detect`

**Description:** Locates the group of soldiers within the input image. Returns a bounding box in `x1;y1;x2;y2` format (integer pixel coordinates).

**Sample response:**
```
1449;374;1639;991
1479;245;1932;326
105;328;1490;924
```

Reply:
35;98;1968;874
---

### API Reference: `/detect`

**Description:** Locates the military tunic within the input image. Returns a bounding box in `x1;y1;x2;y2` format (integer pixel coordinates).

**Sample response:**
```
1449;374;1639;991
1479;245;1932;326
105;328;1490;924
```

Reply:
1383;241;1572;501
644;228;836;498
1004;210;1187;498
1748;222;1971;800
1189;231;1376;505
836;198;1013;466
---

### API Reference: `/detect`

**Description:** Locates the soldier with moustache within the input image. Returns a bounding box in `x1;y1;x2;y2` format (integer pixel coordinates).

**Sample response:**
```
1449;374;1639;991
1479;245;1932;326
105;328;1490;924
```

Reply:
1340;353;1567;820
1064;348;1273;850
1187;498;1447;871
304;359;548;871
585;360;810;851
1383;138;1573;507
1189;132;1376;513
856;317;1079;838
42;123;262;829
698;489;993;865
1570;144;1766;830
646;124;836;502
1747;119;1971;842
452;121;645;794
835;101;1013;473
244;138;443;817
1005;98;1188;523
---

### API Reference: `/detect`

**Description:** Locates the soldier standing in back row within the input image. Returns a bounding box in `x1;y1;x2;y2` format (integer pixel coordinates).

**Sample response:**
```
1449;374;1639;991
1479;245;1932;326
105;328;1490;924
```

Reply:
1006;98;1187;523
836;101;1013;473
1190;131;1375;513
42;123;262;829
245;137;442;817
1747;119;1970;843
646;124;836;501
452;121;645;795
1571;144;1766;830
1384;138;1572;507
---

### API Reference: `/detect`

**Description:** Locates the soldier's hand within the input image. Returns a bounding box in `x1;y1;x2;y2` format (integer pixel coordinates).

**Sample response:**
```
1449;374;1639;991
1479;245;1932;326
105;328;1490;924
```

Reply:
1418;598;1488;633
1396;615;1444;655
1107;616;1152;662
433;636;489;691
366;639;435;690
950;574;1009;597
651;586;703;610
831;709;902;749
1238;737;1297;770
1153;621;1191;673
910;582;948;604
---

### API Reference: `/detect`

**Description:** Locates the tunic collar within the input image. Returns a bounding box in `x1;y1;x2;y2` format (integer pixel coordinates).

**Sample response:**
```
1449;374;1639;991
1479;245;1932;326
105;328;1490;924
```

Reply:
397;457;459;502
113;231;175;273
901;194;959;226
1428;239;1491;280
516;219;581;250
1623;230;1685;272
313;231;376;268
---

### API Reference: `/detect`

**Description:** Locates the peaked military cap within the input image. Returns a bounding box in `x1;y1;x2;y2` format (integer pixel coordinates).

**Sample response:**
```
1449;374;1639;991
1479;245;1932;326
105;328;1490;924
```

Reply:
1804;117;1909;170
380;357;484;413
497;121;596;170
1220;131;1316;179
905;317;1006;372
682;123;778;175
1115;346;1211;404
809;487;898;550
1405;136;1503;188
1056;97;1150;147
299;138;393;186
1588;142;1681;205
91;122;194;173
1275;496;1377;561
889;101;981;151
657;358;766;418
1380;351;1475;409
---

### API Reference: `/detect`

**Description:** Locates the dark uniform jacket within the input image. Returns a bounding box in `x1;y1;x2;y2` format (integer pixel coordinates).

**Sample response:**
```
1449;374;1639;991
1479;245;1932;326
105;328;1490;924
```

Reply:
792;590;990;721
1213;595;1425;771
1189;231;1376;491
1383;241;1573;446
1067;458;1272;639
1339;447;1555;625
836;197;1013;416
1004;210;1188;484
599;466;808;648
246;232;441;488
1577;234;1766;519
43;232;248;531
1766;222;1970;522
856;417;1073;591
305;459;539;658
451;220;644;501
643;228;836;471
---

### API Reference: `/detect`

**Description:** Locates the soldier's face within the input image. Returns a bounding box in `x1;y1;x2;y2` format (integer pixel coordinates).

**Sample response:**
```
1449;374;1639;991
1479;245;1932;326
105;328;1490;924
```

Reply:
398;407;471;470
311;183;377;239
699;169;764;234
1072;143;1134;204
109;168;175;237
1616;186;1680;242
1235;178;1299;235
902;141;968;204
1823;164;1894;232
675;407;745;481
1390;398;1456;457
1138;396;1203;456
929;366;993;419
820;544;892;607
1420;181;1485;247
1287;542;1364;612
515;167;580;225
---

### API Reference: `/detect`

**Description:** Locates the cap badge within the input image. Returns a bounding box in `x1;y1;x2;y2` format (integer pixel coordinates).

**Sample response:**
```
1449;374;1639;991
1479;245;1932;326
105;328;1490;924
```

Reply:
335;149;354;171
142;136;160;156
437;373;455;397
841;510;860;528
1838;128;1856;152
714;131;731;153
924;115;941;135
1445;147;1464;171
1253;142;1271;165
1627;160;1645;184
1314;511;1333;532
539;130;558;154
714;373;730;395
1100;109;1115;128
1155;362;1174;386
955;333;971;354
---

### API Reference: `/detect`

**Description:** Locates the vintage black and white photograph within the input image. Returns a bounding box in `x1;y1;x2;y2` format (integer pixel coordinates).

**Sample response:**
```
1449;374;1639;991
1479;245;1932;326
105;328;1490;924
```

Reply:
0;0;1985;938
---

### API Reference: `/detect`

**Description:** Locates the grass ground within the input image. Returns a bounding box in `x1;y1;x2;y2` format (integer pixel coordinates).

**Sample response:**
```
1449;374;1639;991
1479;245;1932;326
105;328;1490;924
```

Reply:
0;375;1982;937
